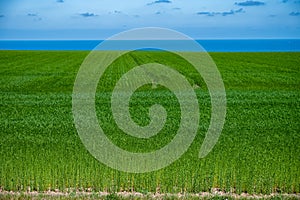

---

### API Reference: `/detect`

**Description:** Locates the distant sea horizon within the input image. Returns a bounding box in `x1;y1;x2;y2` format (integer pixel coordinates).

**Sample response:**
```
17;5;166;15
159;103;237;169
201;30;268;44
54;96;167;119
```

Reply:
0;39;300;52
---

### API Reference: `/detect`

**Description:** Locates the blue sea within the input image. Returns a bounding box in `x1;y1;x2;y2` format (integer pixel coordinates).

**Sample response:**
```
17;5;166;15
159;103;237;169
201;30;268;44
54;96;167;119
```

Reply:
0;39;299;52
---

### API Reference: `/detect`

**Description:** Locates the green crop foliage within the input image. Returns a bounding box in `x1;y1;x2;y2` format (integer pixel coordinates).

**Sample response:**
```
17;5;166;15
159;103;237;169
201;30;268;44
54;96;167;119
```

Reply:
0;51;299;194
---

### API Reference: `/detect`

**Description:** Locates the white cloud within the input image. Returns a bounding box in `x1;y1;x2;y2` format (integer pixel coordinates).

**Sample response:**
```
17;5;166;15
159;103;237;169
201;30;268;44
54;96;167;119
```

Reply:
0;0;299;39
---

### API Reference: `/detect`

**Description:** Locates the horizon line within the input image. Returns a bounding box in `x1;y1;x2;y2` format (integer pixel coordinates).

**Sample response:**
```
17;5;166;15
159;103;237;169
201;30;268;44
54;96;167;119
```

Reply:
1;37;300;41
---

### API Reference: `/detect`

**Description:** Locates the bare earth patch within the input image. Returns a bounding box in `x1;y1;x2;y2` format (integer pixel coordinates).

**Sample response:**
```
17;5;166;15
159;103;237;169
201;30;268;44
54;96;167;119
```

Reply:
0;188;299;200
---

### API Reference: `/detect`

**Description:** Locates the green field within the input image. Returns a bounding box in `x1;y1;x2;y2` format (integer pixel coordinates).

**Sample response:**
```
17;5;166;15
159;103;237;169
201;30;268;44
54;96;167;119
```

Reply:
0;51;299;195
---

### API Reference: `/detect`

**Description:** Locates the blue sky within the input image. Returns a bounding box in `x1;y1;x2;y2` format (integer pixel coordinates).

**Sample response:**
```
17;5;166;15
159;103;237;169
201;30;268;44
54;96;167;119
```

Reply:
0;0;299;39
